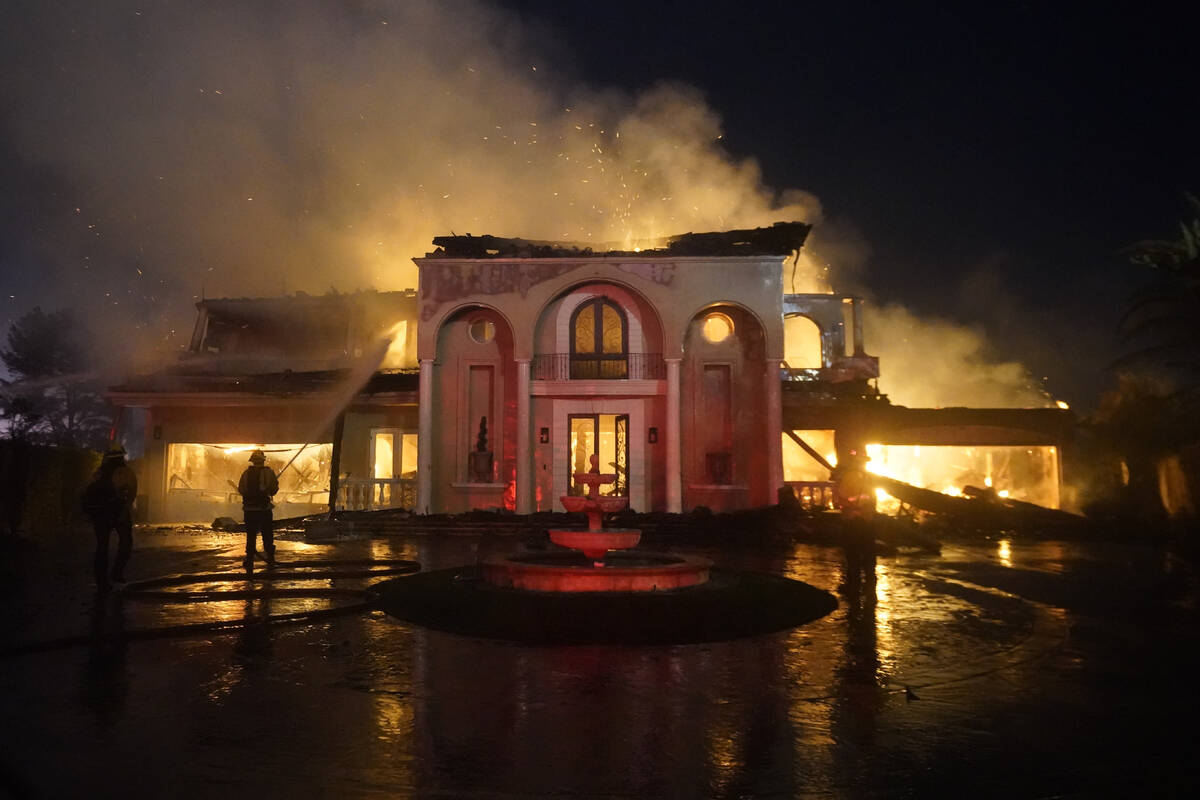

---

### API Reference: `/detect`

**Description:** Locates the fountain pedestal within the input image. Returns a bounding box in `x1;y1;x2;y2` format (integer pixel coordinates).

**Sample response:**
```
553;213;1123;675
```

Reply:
480;454;711;592
551;460;639;566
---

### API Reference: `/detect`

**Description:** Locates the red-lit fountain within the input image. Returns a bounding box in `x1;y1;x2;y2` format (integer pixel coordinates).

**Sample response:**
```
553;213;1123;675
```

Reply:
377;457;835;643
482;455;712;592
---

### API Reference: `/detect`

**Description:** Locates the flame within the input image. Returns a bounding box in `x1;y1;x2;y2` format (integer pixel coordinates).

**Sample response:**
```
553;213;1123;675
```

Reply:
380;320;410;369
859;442;1060;510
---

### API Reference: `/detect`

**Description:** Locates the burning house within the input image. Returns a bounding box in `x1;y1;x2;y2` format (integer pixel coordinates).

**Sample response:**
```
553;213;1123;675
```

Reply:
109;223;1072;523
109;291;420;523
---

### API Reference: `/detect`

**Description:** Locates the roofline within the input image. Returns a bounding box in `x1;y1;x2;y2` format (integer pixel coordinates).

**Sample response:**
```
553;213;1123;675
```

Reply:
414;254;792;267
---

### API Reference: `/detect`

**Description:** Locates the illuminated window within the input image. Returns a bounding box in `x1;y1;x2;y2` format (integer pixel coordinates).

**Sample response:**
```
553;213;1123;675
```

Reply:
570;297;628;378
468;318;496;344
701;312;734;344
369;429;419;510
373;430;419;480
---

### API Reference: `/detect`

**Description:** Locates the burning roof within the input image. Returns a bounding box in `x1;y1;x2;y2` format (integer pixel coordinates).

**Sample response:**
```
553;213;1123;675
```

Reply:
425;221;812;259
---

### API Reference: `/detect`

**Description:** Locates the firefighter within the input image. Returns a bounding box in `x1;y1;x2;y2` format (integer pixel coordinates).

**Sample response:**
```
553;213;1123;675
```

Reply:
833;448;877;596
237;449;279;571
81;445;138;593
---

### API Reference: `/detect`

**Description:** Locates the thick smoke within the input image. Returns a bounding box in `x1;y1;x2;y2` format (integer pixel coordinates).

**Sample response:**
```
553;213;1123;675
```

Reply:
1;0;1053;409
788;224;1054;409
866;304;1052;408
0;0;816;375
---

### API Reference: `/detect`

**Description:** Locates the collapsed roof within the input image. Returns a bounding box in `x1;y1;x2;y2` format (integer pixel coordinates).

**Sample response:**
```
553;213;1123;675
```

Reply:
425;221;813;259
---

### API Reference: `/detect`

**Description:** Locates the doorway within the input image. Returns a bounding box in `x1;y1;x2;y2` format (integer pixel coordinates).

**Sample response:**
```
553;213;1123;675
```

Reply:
567;413;629;497
364;428;418;509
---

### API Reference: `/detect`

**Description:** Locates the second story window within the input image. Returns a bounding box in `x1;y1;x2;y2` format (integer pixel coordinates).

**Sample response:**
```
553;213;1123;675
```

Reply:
570;297;628;379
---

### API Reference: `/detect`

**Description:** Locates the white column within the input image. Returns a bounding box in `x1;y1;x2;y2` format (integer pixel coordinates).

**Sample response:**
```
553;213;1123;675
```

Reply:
515;358;532;515
417;358;434;515
765;359;784;504
666;357;683;513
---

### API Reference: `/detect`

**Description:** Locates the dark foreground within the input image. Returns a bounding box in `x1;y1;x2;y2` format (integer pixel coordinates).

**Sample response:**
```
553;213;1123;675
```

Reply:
1;526;1198;798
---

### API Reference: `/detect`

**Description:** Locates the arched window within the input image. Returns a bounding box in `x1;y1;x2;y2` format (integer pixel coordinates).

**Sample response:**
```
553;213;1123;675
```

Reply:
783;314;823;369
570;297;628;379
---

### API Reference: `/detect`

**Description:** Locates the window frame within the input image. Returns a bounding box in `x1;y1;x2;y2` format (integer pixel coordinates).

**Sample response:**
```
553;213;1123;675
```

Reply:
569;297;629;379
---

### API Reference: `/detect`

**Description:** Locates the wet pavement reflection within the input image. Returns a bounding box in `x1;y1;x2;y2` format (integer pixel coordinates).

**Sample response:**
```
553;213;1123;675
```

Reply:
2;529;1198;796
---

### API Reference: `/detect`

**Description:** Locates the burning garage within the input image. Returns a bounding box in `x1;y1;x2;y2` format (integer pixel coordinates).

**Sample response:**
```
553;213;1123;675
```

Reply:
108;223;1073;523
109;290;420;523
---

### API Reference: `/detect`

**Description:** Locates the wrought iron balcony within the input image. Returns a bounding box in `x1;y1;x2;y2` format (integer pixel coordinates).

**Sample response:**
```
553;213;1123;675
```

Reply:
532;353;666;381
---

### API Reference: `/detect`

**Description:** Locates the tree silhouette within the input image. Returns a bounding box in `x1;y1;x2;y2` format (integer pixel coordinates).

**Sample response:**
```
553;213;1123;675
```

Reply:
1097;195;1200;519
0;307;111;448
1115;193;1200;384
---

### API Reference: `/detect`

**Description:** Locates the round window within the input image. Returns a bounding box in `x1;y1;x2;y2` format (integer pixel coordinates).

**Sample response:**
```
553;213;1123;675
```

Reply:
701;313;734;344
468;319;496;344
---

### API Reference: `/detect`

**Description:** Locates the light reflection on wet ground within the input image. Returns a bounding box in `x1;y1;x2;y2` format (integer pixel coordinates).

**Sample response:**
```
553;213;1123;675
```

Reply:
2;529;1198;797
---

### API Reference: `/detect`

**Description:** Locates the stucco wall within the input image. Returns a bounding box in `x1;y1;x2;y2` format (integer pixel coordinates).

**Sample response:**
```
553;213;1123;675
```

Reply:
429;307;515;513
681;304;772;510
417;257;785;361
416;255;786;514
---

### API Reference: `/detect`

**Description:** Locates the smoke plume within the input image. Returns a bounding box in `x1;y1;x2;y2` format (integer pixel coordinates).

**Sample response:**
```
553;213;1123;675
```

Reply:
1;0;1053;410
0;0;816;374
866;303;1052;408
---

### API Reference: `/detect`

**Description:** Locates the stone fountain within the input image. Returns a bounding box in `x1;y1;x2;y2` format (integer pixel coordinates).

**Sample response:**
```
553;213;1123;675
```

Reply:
550;455;641;566
481;455;711;592
374;453;838;642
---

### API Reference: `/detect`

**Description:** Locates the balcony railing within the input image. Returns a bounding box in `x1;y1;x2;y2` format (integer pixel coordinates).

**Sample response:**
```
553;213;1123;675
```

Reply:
337;478;416;511
784;481;836;510
532;353;665;381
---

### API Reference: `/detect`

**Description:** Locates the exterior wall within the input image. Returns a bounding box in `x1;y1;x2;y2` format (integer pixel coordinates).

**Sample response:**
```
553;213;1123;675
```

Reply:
681;304;772;511
116;269;1074;519
417;257;785;362
417;256;787;515
429;307;515;513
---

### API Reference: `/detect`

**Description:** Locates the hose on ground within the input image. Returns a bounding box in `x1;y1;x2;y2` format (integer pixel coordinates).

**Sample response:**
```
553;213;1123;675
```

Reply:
1;556;421;657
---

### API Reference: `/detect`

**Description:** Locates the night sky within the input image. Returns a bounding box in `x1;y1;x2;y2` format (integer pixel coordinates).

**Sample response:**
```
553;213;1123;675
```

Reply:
1;1;1196;410
504;0;1199;408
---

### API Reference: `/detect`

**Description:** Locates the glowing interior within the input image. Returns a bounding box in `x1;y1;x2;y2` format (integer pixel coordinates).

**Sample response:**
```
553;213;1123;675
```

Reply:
865;443;1060;511
166;443;333;508
782;431;1060;511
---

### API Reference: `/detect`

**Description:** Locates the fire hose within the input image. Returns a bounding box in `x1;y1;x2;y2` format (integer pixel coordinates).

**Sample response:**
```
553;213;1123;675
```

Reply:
0;556;421;657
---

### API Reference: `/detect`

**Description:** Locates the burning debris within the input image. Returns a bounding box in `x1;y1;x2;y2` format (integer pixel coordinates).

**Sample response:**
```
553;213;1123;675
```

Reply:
427;222;812;259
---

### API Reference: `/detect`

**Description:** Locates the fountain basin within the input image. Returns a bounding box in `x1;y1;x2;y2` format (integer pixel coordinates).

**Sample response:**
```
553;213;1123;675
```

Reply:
560;494;627;514
548;528;642;561
482;551;712;593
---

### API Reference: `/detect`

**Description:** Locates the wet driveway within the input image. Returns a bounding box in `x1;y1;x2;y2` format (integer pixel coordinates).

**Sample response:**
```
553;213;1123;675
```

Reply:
2;528;1198;797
